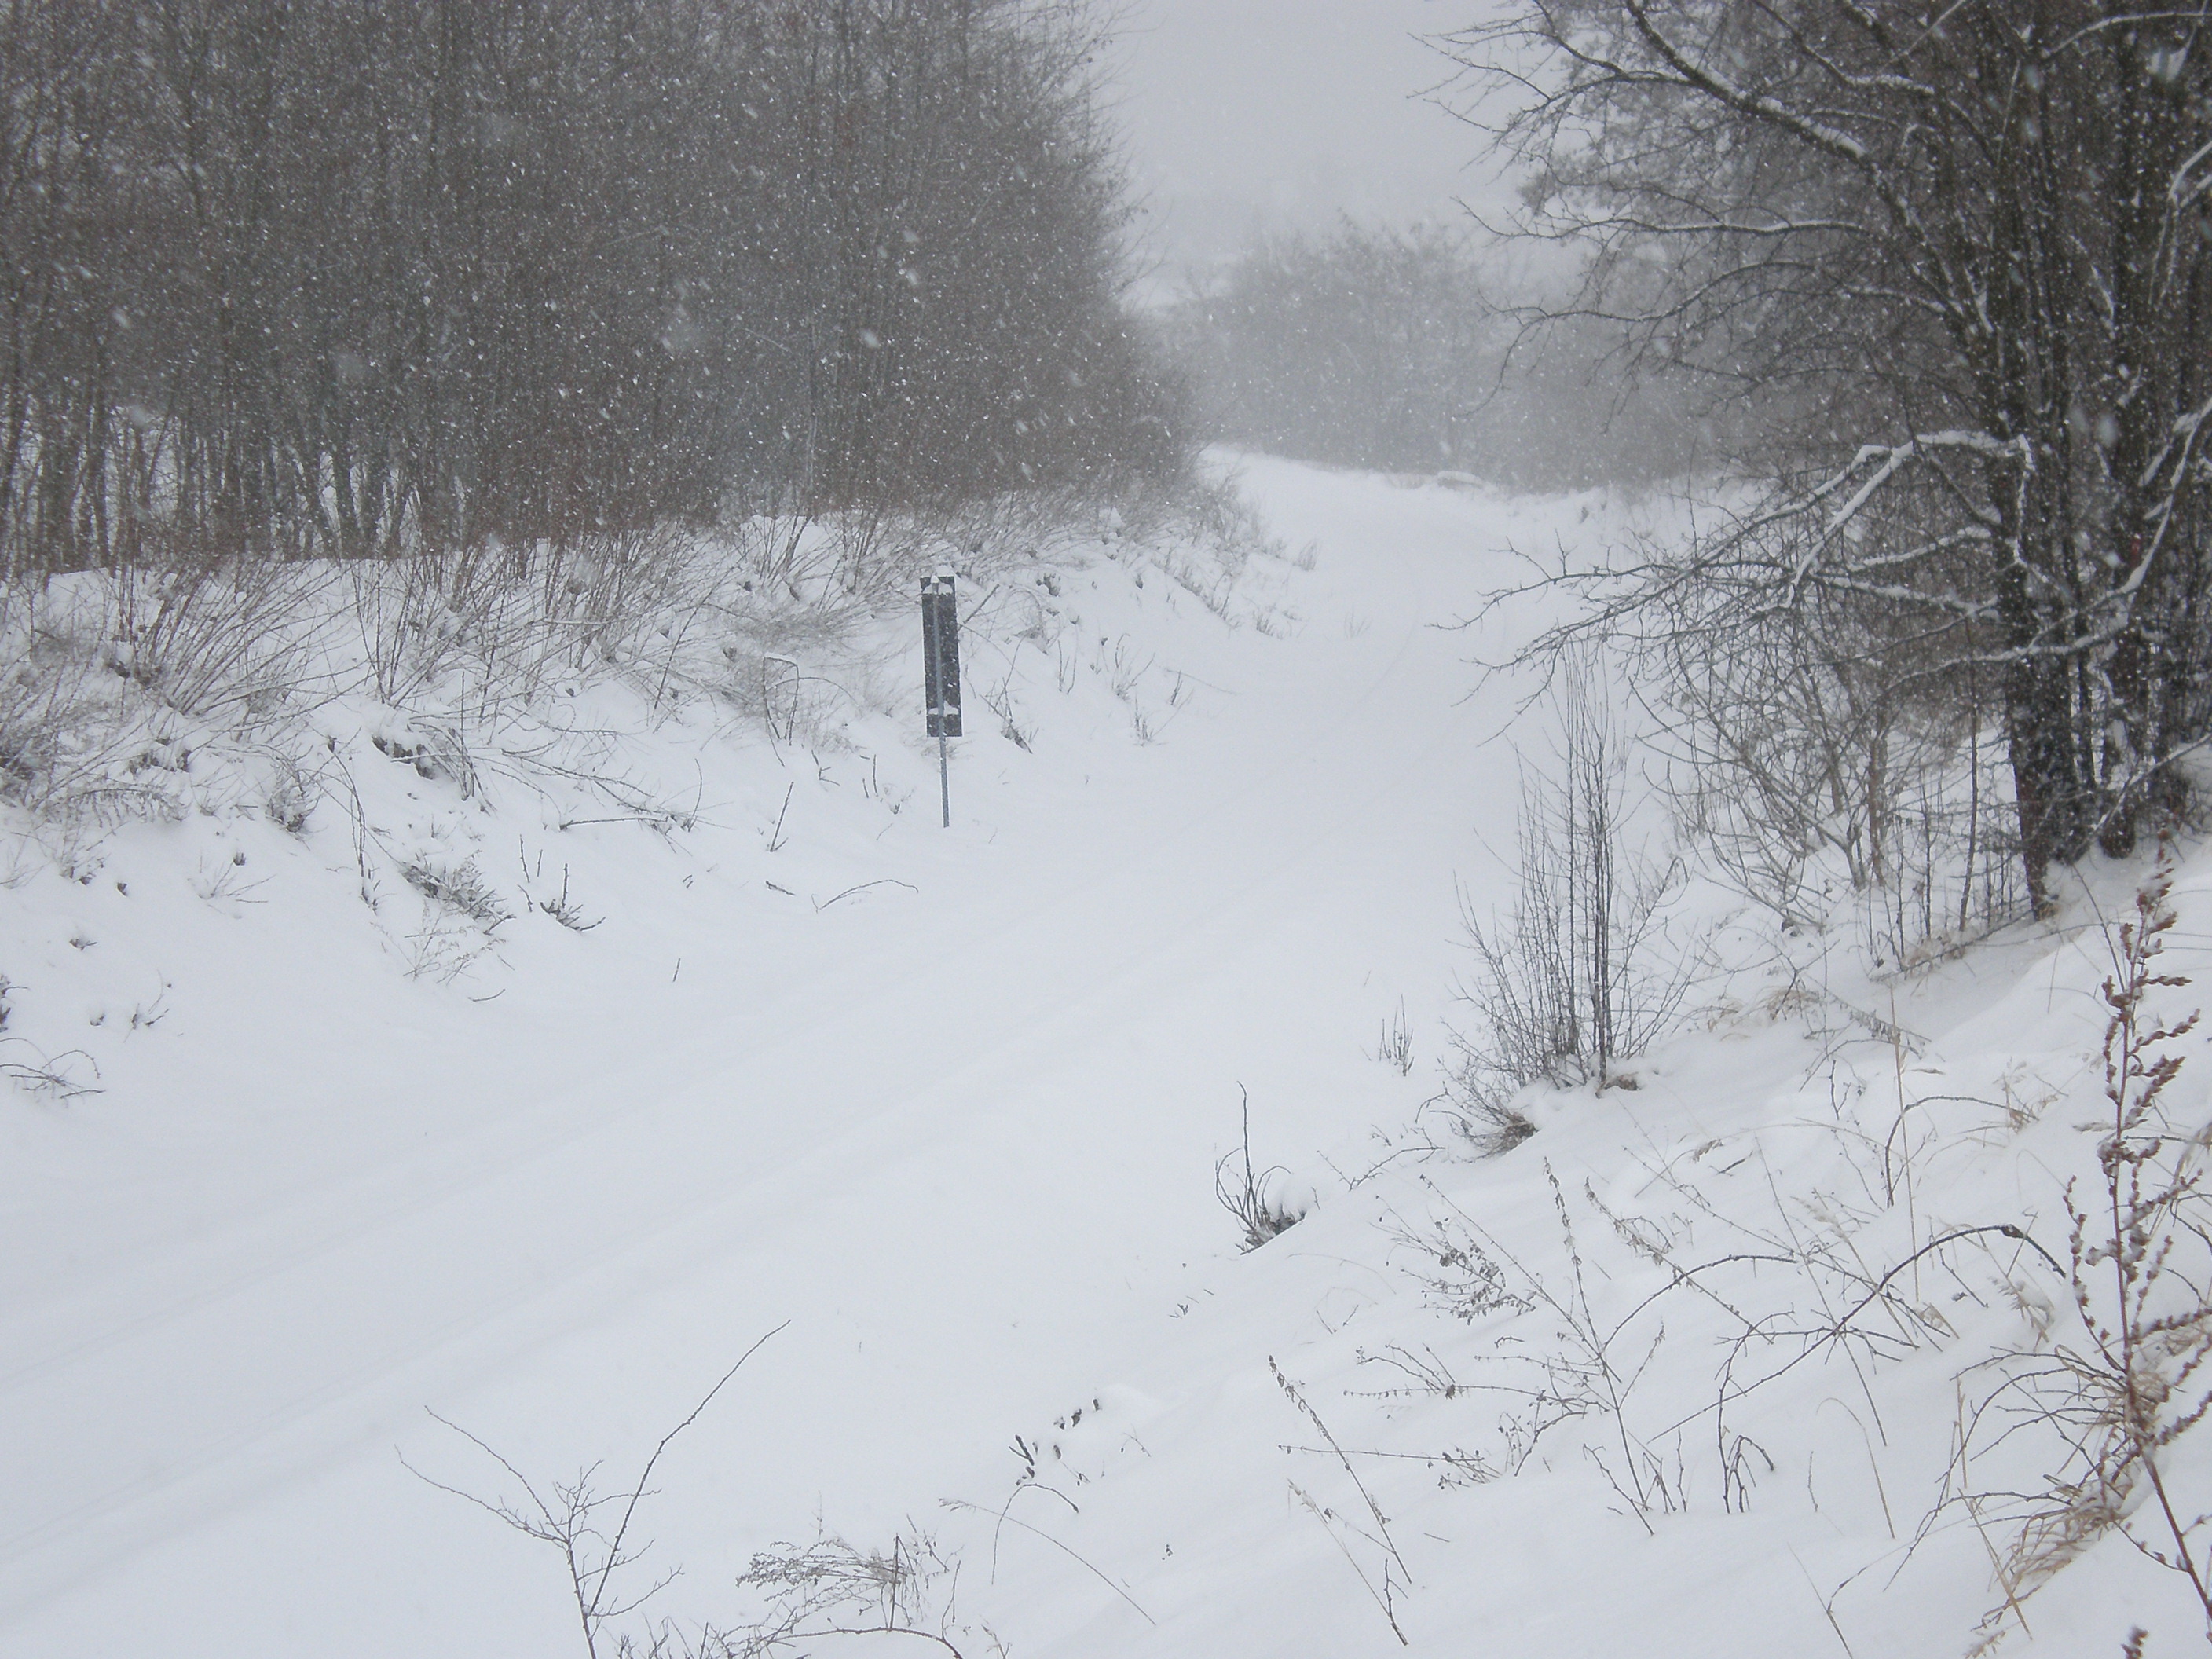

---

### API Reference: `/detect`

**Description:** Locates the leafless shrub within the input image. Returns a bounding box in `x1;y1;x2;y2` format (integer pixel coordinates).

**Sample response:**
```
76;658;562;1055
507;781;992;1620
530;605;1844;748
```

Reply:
396;906;499;985
1216;1086;1305;1251
1162;552;1236;621
350;554;496;707
372;720;480;799
1428;1090;1537;1159
1271;1356;1412;1646
1946;851;2212;1643
1377;1152;2067;1542
538;873;601;933
721;1528;976;1659
1445;663;1690;1141
611;1525;988;1659
1370;999;1415;1076
0;584;270;832
0;624;127;812
1097;635;1152;703
106;551;335;721
1639;510;2029;962
974;668;1035;752
1382;1208;1532;1324
0;1035;100;1101
1356;1169;1683;1521
519;844;602;932
350;530;701;717
190;850;267;910
407;1328;783;1659
1130;465;1274;575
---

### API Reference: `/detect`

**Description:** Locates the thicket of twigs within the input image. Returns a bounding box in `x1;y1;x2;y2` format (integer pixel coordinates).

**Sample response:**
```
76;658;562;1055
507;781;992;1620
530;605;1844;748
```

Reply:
2;0;1185;579
1393;847;2212;1640
1440;661;1690;1152
1445;0;2212;917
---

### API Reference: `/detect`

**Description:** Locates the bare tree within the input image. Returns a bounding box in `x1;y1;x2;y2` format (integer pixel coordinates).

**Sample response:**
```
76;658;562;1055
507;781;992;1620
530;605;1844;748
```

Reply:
1441;1;2212;910
0;0;1188;584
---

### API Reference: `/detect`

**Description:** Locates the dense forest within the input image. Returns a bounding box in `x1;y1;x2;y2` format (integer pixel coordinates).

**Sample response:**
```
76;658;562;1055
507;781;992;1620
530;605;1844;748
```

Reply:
0;0;1187;577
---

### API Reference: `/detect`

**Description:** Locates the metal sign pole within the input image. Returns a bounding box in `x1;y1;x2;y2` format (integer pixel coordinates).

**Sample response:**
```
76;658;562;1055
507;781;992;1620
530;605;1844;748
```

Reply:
921;569;961;828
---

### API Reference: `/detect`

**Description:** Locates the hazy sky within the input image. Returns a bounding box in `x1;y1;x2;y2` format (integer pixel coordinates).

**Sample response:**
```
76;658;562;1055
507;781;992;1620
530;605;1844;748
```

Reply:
1110;0;1491;291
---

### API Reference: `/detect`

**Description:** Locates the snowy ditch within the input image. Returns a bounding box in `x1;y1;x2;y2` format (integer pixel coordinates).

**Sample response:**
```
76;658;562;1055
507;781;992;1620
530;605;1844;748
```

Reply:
0;457;2198;1657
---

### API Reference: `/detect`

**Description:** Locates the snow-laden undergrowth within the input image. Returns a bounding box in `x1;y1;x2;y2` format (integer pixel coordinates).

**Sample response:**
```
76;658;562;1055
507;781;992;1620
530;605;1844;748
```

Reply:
0;456;2195;1658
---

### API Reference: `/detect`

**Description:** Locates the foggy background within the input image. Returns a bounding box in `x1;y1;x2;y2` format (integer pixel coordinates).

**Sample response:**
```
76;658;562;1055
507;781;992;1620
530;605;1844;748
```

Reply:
1111;2;1701;491
1111;0;1481;293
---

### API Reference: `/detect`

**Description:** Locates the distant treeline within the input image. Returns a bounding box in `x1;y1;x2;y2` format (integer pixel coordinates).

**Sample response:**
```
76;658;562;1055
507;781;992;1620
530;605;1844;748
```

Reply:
1163;220;1715;490
0;0;1185;574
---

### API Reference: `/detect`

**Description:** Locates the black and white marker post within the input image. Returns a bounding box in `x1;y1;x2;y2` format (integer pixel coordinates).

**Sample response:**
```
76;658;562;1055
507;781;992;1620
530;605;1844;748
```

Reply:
921;569;961;828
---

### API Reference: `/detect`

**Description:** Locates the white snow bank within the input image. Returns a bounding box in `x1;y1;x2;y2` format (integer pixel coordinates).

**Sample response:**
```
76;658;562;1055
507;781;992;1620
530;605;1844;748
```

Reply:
0;457;2188;1658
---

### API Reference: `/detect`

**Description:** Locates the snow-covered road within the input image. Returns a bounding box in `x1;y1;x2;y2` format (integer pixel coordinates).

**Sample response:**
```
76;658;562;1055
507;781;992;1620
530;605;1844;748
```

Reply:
1;460;1573;1655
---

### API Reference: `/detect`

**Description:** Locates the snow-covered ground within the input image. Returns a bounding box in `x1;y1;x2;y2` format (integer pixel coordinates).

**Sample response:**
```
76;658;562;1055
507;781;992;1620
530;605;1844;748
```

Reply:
0;456;2191;1655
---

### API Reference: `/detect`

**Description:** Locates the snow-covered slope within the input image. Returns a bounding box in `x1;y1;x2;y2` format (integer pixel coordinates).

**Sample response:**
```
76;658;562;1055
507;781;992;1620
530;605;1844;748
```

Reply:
0;457;2189;1657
